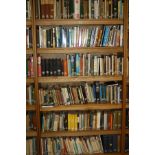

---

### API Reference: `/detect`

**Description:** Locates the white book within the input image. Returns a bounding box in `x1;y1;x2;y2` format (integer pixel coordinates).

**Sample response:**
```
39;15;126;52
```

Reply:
86;138;93;153
120;25;123;46
112;55;114;75
88;54;91;75
104;112;108;130
108;56;111;75
74;0;80;19
89;0;92;19
99;57;103;76
94;55;98;75
97;57;100;75
94;0;99;19
97;111;101;129
74;27;77;47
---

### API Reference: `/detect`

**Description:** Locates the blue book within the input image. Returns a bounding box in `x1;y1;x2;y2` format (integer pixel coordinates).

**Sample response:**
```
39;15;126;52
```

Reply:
71;55;75;76
76;53;80;76
102;26;110;47
120;0;123;18
103;84;106;102
99;84;103;102
112;135;118;152
67;55;71;76
93;83;96;102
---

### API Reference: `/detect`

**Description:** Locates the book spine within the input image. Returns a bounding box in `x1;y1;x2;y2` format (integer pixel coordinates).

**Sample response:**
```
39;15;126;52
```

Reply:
37;55;42;77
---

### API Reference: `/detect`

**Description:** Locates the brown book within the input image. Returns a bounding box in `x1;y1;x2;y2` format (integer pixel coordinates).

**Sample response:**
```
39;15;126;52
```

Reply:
48;0;54;19
41;0;46;19
44;0;49;19
108;112;113;129
63;57;68;76
83;0;88;18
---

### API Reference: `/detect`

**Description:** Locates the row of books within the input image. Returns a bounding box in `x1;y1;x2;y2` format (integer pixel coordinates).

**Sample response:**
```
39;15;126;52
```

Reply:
26;138;37;155
35;0;124;19
41;110;122;132
26;84;35;105
38;54;123;77
26;112;37;131
26;27;32;48
26;55;35;77
37;25;123;48
41;135;120;154
26;0;32;19
39;82;122;106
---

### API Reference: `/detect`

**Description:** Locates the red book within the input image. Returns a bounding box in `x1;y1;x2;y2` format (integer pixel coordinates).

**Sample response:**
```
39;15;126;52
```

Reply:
30;55;34;77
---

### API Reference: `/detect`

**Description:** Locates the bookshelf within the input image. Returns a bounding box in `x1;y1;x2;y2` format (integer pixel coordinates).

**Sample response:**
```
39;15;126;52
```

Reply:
26;0;129;154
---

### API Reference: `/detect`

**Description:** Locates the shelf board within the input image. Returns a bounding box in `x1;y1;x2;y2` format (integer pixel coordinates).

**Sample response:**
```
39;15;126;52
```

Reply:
26;48;33;54
40;104;122;112
26;131;37;137
37;47;123;54
26;78;34;83
41;130;121;137
38;75;122;83
26;19;32;26
35;19;123;26
26;104;36;111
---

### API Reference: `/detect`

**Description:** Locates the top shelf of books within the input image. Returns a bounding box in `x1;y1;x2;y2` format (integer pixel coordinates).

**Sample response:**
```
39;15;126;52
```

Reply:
35;19;123;26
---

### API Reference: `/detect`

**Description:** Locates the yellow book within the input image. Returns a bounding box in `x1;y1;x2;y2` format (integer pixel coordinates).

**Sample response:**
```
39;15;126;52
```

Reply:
74;114;78;131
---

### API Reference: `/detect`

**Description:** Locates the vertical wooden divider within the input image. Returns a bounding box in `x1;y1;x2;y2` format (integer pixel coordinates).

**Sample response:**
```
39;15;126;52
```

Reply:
121;0;128;154
32;0;41;154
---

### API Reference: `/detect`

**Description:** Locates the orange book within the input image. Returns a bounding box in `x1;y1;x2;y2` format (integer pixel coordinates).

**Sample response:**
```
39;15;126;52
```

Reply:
108;112;113;130
63;58;68;76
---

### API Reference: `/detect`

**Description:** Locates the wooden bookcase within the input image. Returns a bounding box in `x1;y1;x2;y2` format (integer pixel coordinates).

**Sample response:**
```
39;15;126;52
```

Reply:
26;0;129;154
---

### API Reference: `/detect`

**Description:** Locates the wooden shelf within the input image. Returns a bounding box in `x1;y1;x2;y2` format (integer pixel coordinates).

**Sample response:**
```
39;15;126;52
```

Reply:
83;153;122;155
26;78;34;83
40;104;122;112
26;104;36;111
35;19;123;26
26;48;33;54
37;47;123;54
38;75;122;83
26;19;32;26
26;131;37;137
41;130;121;137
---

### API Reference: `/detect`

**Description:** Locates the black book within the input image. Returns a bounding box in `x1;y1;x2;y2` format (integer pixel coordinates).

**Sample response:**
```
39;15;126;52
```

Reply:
49;59;53;76
60;59;63;76
53;58;57;76
29;28;32;48
112;0;118;18
126;109;129;128
45;59;50;76
36;28;40;48
50;28;53;47
81;85;87;103
112;135;118;152
101;135;108;153
108;135;113;152
57;59;61;76
41;58;46;76
46;29;51;48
